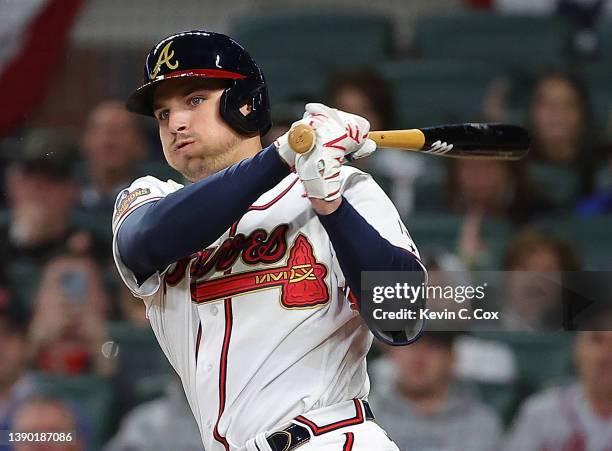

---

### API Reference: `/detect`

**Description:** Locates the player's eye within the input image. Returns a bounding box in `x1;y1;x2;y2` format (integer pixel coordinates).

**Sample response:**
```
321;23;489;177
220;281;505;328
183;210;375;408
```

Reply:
156;110;169;121
190;96;205;106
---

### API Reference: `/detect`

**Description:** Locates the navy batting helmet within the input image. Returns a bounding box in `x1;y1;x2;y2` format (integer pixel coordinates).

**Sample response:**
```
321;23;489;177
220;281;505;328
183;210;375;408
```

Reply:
126;30;271;136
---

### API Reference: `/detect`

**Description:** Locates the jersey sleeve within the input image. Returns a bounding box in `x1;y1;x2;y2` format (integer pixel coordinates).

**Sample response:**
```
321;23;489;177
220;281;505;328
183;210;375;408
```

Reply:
341;167;421;258
112;176;183;300
331;167;426;345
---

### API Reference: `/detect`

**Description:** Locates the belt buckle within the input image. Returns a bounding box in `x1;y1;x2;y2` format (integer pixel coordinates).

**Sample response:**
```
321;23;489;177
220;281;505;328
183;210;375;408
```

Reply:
267;424;310;451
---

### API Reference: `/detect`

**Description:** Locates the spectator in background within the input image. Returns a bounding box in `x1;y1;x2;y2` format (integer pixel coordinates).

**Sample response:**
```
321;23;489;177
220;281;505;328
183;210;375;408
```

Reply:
529;70;602;197
326;70;393;131
0;130;99;309
500;228;581;331
0;304;37;434
448;158;555;269
29;253;113;376
448;159;554;225
79;100;147;213
12;396;85;451
369;332;502;451
326;69;425;218
503;329;612;451
1;129;79;267
104;377;201;451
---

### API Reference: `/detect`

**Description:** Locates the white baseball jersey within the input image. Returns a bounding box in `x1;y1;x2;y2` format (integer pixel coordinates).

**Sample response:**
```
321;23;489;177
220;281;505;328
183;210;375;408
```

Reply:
112;166;419;451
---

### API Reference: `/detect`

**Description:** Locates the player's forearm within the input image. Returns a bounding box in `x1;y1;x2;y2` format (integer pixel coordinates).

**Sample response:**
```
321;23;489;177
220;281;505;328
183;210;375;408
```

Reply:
317;198;425;305
118;145;290;278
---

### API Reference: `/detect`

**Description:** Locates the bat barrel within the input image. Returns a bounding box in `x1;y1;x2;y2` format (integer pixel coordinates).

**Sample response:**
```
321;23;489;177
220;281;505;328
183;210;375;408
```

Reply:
420;123;530;160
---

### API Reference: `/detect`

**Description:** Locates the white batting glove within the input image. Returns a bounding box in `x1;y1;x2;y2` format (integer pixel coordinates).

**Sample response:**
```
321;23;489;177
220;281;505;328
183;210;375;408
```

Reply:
296;103;377;200
303;103;376;160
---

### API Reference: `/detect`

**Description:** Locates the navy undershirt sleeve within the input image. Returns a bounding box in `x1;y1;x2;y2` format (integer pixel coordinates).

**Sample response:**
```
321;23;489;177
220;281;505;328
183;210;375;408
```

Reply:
117;145;290;280
317;197;425;304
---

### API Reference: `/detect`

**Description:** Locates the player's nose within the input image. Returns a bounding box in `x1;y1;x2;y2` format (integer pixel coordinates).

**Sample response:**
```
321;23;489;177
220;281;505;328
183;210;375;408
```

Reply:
168;109;190;133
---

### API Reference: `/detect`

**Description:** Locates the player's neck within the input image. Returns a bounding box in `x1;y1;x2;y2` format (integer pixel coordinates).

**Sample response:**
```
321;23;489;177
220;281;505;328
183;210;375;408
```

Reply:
189;135;264;182
227;135;264;166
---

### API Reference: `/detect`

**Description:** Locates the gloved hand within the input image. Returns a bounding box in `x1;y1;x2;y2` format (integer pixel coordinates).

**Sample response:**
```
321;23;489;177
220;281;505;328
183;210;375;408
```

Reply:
275;118;311;170
295;103;376;200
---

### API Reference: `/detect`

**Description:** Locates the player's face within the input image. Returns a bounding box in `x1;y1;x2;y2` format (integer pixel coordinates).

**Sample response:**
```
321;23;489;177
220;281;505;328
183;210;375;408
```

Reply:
153;78;242;181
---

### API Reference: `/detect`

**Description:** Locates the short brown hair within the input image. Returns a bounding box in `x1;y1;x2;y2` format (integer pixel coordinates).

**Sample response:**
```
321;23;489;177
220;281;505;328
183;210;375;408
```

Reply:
503;227;582;271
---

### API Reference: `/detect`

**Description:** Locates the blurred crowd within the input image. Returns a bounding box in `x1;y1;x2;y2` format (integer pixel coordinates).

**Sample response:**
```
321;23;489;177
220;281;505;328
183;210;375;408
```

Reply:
1;2;612;451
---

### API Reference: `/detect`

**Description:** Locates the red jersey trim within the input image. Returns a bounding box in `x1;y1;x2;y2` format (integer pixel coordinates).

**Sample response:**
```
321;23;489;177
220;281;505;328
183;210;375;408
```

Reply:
212;221;239;450
343;432;355;451
248;178;299;211
294;399;364;436
195;322;202;364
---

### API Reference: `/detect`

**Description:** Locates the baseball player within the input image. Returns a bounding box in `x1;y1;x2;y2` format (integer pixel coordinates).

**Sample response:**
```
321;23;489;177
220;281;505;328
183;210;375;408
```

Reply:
112;30;426;451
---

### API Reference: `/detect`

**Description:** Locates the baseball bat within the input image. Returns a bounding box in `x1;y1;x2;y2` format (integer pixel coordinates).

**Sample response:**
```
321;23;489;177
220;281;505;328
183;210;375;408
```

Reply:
288;123;529;160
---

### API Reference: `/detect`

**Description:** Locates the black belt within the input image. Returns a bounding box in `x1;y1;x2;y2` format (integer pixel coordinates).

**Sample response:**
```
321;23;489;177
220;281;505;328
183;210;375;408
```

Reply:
265;401;375;451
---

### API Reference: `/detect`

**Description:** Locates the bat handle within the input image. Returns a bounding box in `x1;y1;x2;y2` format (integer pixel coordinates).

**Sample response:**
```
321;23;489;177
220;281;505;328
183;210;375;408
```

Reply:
288;124;316;154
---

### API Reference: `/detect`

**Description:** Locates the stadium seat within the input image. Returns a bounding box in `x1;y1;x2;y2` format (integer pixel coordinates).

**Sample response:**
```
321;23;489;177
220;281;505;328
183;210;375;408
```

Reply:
255;58;329;107
379;59;507;127
577;62;612;128
594;166;612;191
71;209;113;247
5;262;42;312
138;160;183;182
414;13;572;72
406;214;463;256
528;163;579;209
413;158;447;212
407;214;511;269
596;19;612;63
458;380;523;426
536;215;612;270
470;331;576;389
108;322;171;415
231;12;394;68
35;373;115;448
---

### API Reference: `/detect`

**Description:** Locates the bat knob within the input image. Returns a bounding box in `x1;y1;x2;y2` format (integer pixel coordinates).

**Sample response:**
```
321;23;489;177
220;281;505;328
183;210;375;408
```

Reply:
288;124;316;154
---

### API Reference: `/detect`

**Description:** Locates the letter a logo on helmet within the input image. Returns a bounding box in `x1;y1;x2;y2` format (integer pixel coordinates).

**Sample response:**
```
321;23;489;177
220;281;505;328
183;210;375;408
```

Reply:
126;30;272;137
150;41;179;79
